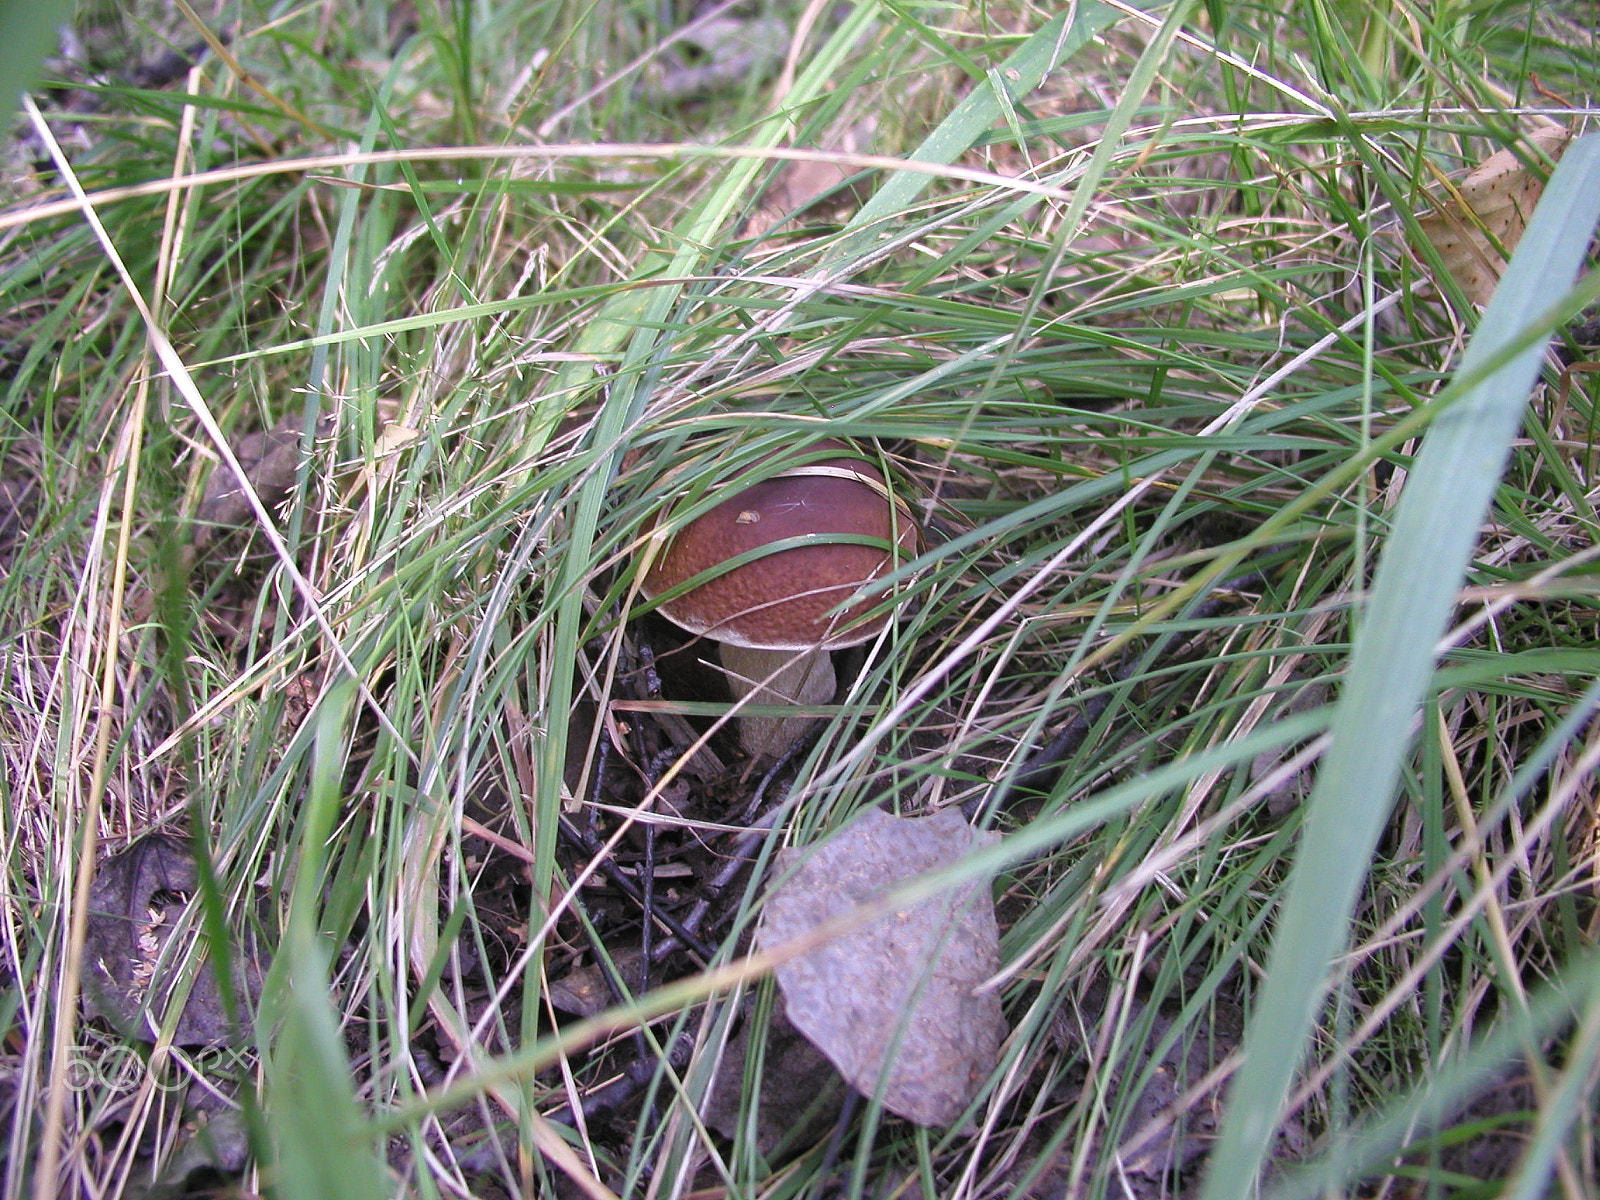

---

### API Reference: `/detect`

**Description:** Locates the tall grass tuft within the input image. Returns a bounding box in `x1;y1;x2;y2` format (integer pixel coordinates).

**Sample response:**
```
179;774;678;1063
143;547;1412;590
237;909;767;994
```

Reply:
0;2;1595;1198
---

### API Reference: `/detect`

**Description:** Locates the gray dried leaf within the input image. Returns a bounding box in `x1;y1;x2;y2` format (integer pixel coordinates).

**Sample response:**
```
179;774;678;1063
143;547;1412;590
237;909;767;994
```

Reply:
194;414;325;545
1110;1000;1241;1178
0;476;35;565
1250;680;1329;818
126;1107;251;1200
81;836;260;1046
759;807;1004;1127
1046;989;1306;1190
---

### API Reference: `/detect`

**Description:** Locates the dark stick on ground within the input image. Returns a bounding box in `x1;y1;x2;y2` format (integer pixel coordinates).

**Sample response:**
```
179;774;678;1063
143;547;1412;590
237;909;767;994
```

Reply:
556;816;717;962
542;1031;699;1129
653;747;803;964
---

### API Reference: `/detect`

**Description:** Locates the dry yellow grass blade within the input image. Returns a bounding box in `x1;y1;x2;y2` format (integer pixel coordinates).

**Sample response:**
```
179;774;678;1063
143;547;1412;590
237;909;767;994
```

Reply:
1417;123;1572;306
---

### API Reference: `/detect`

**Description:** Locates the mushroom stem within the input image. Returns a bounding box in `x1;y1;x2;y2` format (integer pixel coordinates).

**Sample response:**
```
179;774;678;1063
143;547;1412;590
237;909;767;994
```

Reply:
718;643;837;760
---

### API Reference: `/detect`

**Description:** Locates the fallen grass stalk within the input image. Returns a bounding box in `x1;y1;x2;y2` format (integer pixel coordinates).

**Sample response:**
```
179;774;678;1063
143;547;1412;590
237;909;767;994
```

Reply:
0;143;1081;234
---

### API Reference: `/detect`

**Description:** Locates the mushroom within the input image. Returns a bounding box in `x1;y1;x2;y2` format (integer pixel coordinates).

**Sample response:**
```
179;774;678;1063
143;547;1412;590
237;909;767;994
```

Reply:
639;440;919;759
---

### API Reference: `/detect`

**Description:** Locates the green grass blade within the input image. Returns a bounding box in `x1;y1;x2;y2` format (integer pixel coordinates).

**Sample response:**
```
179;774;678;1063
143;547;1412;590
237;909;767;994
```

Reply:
0;0;70;114
258;684;387;1200
1266;945;1600;1200
1199;131;1600;1200
841;2;1119;238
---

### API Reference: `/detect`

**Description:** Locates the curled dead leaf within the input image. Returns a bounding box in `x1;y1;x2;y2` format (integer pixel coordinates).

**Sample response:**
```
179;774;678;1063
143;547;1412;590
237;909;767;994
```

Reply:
1416;124;1572;307
644;16;789;102
702;1005;851;1157
547;948;645;1017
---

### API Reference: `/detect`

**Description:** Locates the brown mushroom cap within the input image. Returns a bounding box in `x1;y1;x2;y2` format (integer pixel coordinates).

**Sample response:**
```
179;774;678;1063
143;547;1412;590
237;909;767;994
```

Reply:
640;442;918;652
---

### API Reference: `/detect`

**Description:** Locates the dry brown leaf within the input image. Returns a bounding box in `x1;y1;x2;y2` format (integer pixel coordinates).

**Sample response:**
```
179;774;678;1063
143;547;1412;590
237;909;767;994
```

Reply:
81;836;262;1045
1416;124;1572;306
194;414;326;546
547;948;646;1018
759;807;1004;1127
646;16;789;102
370;421;418;458
0;475;35;569
743;121;877;238
1034;988;1307;1195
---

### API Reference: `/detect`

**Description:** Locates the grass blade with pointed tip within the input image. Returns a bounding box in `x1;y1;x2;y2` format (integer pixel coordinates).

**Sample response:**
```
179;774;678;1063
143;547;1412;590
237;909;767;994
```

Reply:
1199;131;1600;1200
